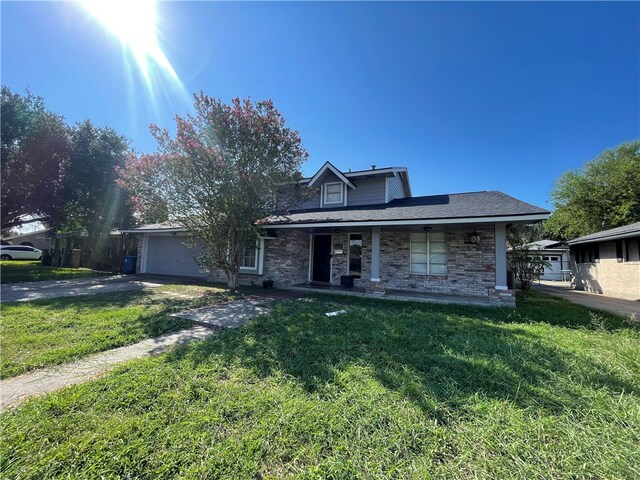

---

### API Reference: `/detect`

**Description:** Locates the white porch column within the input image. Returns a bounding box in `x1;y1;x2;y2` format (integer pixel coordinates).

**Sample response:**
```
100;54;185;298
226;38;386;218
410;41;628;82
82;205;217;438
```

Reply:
371;226;381;281
139;235;149;274
495;223;508;289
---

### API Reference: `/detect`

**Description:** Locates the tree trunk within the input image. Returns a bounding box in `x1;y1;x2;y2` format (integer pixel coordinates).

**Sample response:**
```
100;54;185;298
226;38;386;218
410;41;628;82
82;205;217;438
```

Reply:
226;270;238;291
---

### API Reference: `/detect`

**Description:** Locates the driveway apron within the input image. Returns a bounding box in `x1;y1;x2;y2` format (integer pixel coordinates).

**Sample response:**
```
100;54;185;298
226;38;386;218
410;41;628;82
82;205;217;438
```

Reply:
533;283;640;318
0;276;162;303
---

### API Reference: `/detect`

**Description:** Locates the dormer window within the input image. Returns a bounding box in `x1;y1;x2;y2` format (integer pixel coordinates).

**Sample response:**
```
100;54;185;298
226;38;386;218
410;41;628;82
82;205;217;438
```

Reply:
324;182;344;204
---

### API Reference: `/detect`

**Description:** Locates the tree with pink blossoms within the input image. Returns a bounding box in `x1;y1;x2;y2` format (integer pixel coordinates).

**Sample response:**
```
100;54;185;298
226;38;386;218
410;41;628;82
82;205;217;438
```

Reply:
118;94;308;289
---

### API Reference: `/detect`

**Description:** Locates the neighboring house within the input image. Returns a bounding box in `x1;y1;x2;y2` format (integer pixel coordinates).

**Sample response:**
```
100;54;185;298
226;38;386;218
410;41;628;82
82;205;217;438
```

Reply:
522;240;570;281
0;229;52;250
122;162;550;306
568;222;640;301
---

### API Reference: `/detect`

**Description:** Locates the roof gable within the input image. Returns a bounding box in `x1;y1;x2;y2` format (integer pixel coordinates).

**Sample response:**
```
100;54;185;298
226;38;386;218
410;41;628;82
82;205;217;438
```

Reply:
307;161;356;189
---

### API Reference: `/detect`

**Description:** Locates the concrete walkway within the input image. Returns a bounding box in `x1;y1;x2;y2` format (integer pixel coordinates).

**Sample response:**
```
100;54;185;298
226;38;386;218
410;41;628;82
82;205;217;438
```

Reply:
0;276;163;303
172;297;271;328
1;298;271;409
0;326;217;409
533;282;640;318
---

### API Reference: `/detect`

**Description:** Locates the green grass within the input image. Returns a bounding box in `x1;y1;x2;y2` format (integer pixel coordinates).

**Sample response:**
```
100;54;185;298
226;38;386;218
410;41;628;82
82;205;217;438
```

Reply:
0;260;108;284
0;285;234;379
2;291;639;478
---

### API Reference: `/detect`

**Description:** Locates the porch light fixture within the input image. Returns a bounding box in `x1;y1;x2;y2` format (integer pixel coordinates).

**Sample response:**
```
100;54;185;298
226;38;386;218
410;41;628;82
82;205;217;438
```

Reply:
469;232;481;244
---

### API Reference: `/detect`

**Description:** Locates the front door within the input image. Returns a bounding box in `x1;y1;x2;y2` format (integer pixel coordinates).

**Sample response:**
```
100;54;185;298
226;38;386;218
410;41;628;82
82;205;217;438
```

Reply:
312;234;332;282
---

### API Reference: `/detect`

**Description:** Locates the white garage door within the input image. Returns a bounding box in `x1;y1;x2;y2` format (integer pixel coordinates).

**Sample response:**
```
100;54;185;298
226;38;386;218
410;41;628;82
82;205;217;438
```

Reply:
145;236;207;277
541;255;562;281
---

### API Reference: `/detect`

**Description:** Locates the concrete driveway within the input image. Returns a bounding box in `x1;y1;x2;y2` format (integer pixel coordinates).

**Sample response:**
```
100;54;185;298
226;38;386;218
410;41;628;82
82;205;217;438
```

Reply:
533;282;640;318
1;276;163;303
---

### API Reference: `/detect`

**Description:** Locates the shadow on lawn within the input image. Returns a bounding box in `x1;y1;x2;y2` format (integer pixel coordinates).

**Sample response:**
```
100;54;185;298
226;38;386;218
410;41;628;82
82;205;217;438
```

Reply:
16;289;224;340
165;295;639;420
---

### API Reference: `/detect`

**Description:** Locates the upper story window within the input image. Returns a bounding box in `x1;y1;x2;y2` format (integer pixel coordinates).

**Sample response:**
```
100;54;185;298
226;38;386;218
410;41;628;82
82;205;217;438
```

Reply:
324;182;343;204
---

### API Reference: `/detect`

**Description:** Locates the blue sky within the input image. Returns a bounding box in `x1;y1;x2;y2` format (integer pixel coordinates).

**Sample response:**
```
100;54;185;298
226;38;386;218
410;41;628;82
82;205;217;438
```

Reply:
2;1;638;210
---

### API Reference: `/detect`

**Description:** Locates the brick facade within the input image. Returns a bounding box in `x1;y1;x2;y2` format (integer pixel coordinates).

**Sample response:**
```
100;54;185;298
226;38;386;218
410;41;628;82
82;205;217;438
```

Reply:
263;230;310;286
377;228;496;297
138;225;513;306
571;239;640;300
259;226;503;302
205;230;310;287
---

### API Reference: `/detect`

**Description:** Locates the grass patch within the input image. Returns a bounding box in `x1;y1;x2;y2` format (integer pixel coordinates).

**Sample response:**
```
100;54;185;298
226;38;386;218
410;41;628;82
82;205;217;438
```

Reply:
0;286;234;378
2;291;639;478
0;260;108;284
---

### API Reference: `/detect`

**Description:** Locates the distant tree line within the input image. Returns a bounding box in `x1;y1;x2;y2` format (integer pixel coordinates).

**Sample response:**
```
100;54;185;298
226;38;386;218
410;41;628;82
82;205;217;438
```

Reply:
1;86;133;235
545;141;640;240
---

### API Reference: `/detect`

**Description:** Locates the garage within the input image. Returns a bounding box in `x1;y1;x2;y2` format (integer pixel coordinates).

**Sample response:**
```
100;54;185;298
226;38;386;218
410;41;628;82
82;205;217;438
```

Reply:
541;255;562;281
143;235;207;278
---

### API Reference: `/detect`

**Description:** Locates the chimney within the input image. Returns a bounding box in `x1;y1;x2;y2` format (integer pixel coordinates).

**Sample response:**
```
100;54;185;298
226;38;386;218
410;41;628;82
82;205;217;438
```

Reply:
371;164;376;170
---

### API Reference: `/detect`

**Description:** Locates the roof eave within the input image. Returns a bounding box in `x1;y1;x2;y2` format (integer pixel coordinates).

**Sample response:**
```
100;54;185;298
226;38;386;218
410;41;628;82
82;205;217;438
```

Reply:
568;230;640;245
260;212;550;229
119;227;187;234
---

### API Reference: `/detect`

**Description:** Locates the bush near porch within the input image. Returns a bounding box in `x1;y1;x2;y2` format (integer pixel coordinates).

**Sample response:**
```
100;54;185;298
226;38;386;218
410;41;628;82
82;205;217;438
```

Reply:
1;291;639;478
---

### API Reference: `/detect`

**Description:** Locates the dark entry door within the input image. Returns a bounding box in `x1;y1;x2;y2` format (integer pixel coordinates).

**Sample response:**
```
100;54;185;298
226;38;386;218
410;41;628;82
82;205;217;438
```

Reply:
312;235;332;282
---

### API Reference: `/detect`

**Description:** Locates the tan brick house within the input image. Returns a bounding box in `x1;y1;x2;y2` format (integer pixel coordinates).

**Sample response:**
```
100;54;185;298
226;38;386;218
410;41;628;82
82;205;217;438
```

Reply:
123;162;549;307
568;222;640;301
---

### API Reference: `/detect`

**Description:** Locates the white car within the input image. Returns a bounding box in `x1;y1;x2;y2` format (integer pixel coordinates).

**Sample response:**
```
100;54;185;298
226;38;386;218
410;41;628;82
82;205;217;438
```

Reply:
0;245;43;260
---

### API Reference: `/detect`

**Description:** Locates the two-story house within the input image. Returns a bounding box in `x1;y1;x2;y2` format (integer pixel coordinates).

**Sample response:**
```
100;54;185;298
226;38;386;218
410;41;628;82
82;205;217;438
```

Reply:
123;162;549;306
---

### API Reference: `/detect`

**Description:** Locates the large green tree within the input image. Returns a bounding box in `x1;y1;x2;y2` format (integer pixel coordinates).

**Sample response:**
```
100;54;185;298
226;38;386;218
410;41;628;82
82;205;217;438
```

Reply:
56;120;133;235
118;94;309;289
1;87;134;236
545;141;640;240
1;87;71;229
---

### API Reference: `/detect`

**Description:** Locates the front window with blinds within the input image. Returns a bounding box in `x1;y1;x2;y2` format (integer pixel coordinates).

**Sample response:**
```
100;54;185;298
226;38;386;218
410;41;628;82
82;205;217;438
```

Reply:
410;231;447;275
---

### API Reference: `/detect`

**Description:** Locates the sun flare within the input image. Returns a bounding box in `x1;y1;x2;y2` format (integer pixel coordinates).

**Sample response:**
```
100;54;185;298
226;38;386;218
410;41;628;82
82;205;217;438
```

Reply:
80;0;179;85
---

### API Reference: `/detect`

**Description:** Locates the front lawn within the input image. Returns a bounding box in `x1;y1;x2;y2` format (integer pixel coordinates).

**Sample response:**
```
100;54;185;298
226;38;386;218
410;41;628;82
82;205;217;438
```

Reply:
0;285;234;379
2;291;639;478
0;260;108;284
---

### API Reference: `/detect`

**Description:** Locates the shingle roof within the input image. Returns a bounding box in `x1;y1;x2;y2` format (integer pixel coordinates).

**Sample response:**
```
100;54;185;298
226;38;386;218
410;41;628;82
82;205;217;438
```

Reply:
525;240;567;250
259;191;549;226
567;222;640;245
119;222;186;233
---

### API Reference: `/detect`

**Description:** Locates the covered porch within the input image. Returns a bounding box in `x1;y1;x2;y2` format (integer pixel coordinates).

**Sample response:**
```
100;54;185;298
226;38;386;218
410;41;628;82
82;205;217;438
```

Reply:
265;221;516;307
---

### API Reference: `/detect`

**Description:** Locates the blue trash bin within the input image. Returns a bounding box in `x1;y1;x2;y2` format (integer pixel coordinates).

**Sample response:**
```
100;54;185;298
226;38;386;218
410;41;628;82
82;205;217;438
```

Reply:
123;255;137;274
